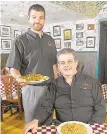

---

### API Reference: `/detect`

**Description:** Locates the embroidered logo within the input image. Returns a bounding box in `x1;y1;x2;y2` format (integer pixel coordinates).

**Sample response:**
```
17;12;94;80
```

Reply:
48;41;54;46
81;83;89;90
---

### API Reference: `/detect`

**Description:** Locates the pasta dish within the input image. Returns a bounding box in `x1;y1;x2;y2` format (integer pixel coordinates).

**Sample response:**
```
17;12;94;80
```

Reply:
61;123;87;134
20;74;49;82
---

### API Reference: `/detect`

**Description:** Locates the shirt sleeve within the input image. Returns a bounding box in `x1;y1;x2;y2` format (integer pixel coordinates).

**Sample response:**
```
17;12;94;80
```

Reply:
6;38;24;70
34;82;56;126
89;81;106;123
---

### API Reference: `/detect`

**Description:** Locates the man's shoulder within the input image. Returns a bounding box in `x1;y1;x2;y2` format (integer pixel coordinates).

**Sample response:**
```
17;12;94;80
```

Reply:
44;33;54;40
15;32;29;46
81;73;98;84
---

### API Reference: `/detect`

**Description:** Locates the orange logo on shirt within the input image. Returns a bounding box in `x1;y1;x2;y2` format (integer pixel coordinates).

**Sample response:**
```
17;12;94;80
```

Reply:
48;41;54;46
81;83;89;90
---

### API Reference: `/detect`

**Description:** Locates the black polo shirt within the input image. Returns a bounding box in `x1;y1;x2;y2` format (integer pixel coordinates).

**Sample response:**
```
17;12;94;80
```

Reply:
6;28;57;79
34;72;106;126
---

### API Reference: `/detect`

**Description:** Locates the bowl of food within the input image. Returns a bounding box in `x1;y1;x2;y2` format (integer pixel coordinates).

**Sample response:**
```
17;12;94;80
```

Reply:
57;121;93;134
17;74;49;84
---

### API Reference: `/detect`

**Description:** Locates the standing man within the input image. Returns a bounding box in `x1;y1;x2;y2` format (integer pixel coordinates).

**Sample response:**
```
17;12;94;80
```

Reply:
6;4;58;123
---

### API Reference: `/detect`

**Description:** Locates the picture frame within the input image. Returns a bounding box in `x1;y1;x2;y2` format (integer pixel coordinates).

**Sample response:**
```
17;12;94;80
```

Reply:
87;24;95;30
45;32;51;36
53;26;61;37
14;30;22;38
86;37;95;48
76;32;83;38
76;39;84;46
54;38;61;49
64;29;72;40
0;25;11;37
76;23;84;30
64;42;71;48
1;39;12;50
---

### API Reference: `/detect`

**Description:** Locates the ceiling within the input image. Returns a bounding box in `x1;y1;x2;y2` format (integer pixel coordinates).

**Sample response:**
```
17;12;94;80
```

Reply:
1;1;106;26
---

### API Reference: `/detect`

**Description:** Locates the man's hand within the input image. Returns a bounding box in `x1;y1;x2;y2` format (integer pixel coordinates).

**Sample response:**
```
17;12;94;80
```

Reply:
23;120;38;134
16;77;28;87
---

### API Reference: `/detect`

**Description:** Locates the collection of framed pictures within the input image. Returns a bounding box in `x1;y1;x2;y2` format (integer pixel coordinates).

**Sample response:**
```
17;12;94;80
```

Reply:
1;23;96;51
0;25;22;51
50;24;96;49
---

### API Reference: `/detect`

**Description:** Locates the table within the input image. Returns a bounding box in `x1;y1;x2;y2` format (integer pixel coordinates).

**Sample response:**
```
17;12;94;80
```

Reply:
27;123;107;134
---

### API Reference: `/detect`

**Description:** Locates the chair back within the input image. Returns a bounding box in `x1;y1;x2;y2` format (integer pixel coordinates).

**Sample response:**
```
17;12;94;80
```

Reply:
1;75;21;100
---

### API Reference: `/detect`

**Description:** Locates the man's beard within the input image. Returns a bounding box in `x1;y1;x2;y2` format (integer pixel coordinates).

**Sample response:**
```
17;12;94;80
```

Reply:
31;23;44;31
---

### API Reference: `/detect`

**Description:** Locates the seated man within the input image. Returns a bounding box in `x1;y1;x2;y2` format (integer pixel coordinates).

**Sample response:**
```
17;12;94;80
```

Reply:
24;48;106;134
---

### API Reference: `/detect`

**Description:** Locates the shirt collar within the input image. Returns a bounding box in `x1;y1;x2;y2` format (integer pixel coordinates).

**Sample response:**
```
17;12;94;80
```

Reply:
60;71;82;85
27;28;44;39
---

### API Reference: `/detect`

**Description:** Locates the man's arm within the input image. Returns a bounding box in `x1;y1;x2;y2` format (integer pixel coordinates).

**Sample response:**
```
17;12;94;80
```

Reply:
34;82;56;126
9;68;27;86
24;82;56;133
10;68;21;79
89;82;106;123
53;64;58;79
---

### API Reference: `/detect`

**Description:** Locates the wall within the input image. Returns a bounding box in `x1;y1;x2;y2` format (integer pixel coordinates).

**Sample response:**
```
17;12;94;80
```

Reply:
0;20;98;77
1;5;106;77
44;19;98;52
0;24;28;54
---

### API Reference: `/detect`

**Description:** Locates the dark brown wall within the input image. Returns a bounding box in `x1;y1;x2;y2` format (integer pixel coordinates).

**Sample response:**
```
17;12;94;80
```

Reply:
77;51;97;78
1;54;9;69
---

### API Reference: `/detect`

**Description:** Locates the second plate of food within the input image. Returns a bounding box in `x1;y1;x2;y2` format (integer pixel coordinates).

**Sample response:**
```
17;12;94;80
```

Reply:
57;121;93;134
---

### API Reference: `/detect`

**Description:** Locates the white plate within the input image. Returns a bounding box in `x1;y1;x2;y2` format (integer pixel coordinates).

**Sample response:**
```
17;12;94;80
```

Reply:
28;79;48;84
57;121;93;134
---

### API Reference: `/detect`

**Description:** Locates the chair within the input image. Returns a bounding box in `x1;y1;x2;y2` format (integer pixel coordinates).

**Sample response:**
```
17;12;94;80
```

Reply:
1;75;22;121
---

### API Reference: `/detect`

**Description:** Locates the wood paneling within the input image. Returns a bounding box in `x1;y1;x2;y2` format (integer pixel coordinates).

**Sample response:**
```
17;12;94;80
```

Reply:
1;54;9;69
77;51;97;78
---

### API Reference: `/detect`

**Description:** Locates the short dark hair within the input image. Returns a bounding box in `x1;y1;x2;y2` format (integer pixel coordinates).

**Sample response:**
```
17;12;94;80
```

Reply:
28;4;45;17
57;48;77;61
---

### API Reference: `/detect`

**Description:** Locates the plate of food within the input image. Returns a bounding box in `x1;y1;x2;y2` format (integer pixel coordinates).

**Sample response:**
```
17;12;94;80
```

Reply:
57;121;93;134
17;74;49;84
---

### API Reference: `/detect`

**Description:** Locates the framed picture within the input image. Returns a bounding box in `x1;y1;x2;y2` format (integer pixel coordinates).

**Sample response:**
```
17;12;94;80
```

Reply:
76;23;84;30
76;32;83;38
86;37;95;48
45;32;51;36
64;42;71;48
14;30;22;38
0;25;11;37
64;29;72;40
76;39;84;46
54;38;61;49
87;24;95;30
1;39;12;50
53;26;61;37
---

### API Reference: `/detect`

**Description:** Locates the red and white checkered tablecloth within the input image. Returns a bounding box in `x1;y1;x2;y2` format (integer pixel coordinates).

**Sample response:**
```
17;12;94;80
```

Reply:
27;123;107;134
91;123;107;134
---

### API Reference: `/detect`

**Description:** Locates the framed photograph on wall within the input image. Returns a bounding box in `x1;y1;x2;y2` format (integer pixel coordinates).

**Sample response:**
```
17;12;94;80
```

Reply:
54;38;61;49
76;23;84;30
14;30;22;38
64;29;72;40
64;42;71;48
76;39;84;46
53;26;61;37
87;24;95;30
1;39;12;50
86;37;95;48
0;25;11;37
76;32;83;38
